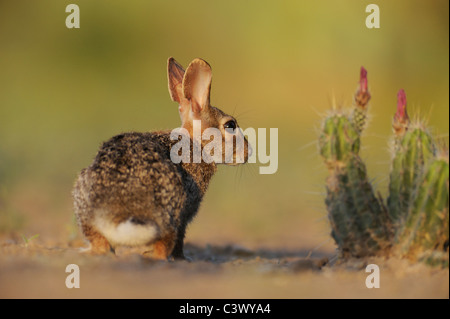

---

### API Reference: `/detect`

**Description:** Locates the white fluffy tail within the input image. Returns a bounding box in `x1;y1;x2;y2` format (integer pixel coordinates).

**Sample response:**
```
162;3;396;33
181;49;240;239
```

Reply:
93;210;158;247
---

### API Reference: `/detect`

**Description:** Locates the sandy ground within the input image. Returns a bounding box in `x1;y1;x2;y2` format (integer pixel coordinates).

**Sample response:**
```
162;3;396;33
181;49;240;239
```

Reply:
0;235;448;299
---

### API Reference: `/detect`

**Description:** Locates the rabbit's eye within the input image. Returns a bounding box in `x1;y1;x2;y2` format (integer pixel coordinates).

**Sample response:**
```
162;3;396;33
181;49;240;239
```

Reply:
224;120;237;131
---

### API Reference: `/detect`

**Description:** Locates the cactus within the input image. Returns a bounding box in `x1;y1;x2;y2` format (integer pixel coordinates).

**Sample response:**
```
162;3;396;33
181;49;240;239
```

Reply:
319;71;392;258
319;68;449;266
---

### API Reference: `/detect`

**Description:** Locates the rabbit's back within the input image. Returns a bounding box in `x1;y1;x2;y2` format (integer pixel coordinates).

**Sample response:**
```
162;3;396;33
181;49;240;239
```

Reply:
74;131;187;243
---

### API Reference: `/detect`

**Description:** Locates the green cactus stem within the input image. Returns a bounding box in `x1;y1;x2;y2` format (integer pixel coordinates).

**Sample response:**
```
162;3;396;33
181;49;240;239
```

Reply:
398;154;449;263
319;113;360;169
325;155;391;257
320;109;391;257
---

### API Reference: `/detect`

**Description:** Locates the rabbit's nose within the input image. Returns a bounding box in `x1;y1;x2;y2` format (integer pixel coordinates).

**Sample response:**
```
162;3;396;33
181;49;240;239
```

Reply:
247;143;253;157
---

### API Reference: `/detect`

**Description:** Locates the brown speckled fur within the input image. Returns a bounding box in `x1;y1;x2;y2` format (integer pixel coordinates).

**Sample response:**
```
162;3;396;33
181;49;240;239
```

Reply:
72;58;248;260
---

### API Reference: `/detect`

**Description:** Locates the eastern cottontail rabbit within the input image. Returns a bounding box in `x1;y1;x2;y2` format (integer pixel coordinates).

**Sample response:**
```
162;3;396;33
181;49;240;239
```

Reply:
73;58;250;260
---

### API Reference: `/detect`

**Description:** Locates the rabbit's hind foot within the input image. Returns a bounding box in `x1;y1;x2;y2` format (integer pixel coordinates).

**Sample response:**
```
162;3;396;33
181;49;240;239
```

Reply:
142;232;177;261
79;233;115;255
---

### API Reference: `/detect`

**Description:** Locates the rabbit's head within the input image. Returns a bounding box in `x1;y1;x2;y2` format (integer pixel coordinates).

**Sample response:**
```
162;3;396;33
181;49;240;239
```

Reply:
168;57;250;165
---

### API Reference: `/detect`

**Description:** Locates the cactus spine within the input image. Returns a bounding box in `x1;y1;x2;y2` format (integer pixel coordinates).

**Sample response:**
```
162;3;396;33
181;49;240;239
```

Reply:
319;68;449;266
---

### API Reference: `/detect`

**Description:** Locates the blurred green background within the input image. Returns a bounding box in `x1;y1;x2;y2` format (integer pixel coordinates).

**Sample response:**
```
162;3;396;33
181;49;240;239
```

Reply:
0;0;448;252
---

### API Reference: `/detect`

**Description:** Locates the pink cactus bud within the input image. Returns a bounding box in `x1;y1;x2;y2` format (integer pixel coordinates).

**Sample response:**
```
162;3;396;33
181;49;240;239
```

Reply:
395;89;409;122
360;66;368;93
392;89;409;136
354;66;370;108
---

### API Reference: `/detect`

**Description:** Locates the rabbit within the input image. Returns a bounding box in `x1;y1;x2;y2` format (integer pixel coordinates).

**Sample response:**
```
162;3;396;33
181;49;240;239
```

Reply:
72;57;250;260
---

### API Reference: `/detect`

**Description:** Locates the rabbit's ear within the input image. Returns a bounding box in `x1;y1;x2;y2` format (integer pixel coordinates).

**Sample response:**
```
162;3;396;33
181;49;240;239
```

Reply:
182;58;212;114
168;57;189;111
